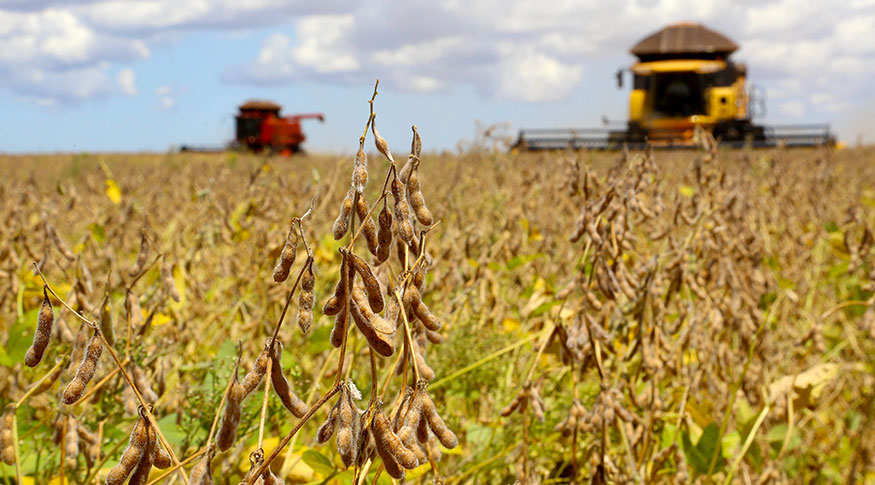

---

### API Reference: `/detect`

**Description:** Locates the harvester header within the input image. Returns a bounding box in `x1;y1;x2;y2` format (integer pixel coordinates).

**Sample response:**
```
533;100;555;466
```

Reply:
515;22;834;150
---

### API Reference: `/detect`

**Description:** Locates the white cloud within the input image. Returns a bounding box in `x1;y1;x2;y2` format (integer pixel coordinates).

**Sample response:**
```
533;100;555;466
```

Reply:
495;48;583;102
222;0;875;121
154;84;180;110
780;100;805;118
117;67;137;95
0;1;347;104
1;0;874;127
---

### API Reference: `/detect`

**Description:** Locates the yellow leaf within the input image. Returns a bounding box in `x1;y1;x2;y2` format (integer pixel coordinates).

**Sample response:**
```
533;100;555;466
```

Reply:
171;264;187;306
502;318;520;333
559;307;575;321
151;312;172;326
239;437;280;474
679;185;694;198
404;462;434;480
284;451;315;482
767;363;860;410
105;179;122;204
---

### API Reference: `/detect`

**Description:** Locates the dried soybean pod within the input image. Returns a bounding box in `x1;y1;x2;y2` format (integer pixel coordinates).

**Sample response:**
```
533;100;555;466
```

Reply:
270;342;308;418
421;387;458;449
425;329;444;344
333;188;355;240
188;444;215;484
105;411;148;485
412;264;427;291
216;375;245;452
316;400;340;443
329;253;353;348
373;408;418;470
391;178;413;244
411;125;422;159
405;285;441;331
500;394;522;417
349;287;395;357
410;338;435;381
380;446;405;480
398;156;414;185
62;328;103;405
335;383;359;468
129;232;149;276
128;420;156;485
64;415;79;468
297;262;315;334
130;363;158;404
372;122;394;163
49;225;75;261
322;250;349;316
1;411;14;465
125;290;142;333
375;202;393;264
273;220;298;283
152;439;172;469
330;305;349;349
161;255;181;302
352;144;368;192
322;295;342;317
123;385;138;415
25;286;54;367
397;392;424;462
349;252;384;312
355;195;379;256
99;293;115;347
241;345;270;396
406;160;434;226
262;466;285;485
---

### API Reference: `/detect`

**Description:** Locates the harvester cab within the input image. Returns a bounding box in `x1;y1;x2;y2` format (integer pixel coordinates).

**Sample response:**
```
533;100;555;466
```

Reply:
515;22;835;150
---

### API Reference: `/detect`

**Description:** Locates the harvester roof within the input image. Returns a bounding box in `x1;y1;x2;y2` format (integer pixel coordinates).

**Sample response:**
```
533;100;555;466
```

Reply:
631;22;738;61
239;100;282;112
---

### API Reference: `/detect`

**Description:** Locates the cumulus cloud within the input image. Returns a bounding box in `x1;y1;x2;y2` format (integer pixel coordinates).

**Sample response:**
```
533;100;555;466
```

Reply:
495;48;583;102
0;1;348;104
155;84;183;110
117;67;136;95
1;0;874;127
779;100;805;118
223;0;875;118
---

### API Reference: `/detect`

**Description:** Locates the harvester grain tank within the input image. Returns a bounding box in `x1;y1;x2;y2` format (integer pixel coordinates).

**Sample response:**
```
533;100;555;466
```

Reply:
515;22;835;150
235;100;324;153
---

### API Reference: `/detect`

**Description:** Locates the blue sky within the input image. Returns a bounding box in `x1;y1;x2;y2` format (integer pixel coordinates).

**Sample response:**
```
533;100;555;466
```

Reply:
1;0;873;154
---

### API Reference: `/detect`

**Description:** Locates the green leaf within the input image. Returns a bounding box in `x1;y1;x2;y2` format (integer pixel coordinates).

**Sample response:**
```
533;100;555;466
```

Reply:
682;422;723;476
307;324;332;354
89;222;106;245
301;449;335;476
1;308;39;367
465;423;493;449
531;300;560;317
157;413;186;446
506;253;541;271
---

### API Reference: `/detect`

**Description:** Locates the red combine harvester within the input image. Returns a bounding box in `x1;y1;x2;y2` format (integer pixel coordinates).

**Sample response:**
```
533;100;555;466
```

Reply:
235;100;324;154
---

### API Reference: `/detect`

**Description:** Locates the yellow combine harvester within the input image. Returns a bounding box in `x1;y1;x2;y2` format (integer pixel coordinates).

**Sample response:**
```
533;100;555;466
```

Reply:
515;22;834;150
